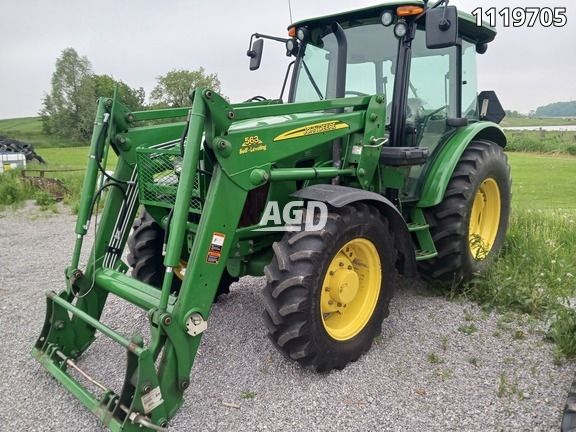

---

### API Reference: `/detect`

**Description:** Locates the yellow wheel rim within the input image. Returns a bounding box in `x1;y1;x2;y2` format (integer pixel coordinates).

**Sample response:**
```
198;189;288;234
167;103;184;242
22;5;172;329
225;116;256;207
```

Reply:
468;177;501;260
320;238;381;341
174;260;187;280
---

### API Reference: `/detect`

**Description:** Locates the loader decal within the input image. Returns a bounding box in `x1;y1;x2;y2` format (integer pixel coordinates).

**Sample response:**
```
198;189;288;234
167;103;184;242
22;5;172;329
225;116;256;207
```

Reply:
273;120;349;142
240;135;267;154
206;232;226;264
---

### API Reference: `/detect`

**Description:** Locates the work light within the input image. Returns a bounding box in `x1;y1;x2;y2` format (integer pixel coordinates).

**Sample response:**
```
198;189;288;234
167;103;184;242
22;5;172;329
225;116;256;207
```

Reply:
381;10;394;26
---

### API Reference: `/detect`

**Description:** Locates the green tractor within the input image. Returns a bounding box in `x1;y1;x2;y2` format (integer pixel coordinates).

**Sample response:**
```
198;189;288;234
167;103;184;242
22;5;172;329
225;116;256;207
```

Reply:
33;1;510;430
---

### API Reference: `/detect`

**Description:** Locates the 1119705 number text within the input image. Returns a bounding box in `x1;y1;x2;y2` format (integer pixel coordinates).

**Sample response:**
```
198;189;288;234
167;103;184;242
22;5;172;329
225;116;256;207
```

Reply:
471;7;567;28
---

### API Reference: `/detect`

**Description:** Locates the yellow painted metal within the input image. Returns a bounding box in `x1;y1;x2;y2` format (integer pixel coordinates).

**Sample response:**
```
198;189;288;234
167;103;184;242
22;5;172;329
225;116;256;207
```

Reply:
468;177;501;260
320;238;381;341
174;260;187;280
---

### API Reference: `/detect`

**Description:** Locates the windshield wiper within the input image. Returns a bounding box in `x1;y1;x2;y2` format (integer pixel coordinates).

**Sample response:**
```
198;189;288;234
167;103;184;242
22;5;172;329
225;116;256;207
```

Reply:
302;60;324;100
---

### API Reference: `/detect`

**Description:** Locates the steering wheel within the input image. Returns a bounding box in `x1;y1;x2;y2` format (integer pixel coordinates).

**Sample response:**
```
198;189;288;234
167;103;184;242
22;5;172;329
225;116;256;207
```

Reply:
424;105;448;120
345;91;369;97
244;95;268;102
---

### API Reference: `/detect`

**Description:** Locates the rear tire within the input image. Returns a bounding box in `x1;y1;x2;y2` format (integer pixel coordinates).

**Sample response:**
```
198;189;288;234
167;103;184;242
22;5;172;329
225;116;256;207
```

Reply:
127;210;237;298
263;203;397;372
562;377;576;431
419;140;511;282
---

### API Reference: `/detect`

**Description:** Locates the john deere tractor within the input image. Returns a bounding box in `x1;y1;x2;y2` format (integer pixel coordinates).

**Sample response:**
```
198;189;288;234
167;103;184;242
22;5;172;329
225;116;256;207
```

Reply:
33;1;510;430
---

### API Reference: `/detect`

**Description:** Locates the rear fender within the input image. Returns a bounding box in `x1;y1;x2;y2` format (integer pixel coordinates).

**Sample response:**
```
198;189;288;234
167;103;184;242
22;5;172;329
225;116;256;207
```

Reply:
417;122;506;208
293;184;416;277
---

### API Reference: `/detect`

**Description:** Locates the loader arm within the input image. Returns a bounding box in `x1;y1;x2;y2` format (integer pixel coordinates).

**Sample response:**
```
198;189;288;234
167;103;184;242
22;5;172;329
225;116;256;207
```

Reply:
32;89;387;430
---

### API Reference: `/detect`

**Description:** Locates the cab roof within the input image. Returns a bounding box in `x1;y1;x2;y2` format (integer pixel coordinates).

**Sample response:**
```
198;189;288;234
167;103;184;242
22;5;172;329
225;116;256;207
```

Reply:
291;1;496;45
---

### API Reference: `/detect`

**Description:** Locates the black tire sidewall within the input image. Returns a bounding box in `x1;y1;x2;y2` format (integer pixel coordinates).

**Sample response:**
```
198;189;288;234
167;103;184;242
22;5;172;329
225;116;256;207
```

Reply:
306;210;394;361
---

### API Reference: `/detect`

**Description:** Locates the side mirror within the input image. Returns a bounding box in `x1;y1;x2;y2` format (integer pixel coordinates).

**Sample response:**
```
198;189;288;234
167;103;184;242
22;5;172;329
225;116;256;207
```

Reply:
247;38;264;71
426;6;459;49
478;90;505;124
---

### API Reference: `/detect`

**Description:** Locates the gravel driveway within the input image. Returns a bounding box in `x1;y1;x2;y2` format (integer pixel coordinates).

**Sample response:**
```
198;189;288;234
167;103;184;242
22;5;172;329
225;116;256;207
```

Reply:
0;204;573;431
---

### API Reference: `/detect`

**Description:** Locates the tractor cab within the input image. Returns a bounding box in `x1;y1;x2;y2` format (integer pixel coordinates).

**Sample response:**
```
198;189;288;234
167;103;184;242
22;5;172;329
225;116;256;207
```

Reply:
248;1;504;200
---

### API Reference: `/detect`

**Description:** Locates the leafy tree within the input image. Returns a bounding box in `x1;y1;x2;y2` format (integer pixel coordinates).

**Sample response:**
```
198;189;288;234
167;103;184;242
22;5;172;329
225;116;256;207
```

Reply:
504;110;525;118
93;74;146;111
40;48;96;141
150;68;222;107
535;101;576;117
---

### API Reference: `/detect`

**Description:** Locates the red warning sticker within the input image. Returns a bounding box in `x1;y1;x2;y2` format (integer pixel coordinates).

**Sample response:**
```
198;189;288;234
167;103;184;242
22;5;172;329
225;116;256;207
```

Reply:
206;232;225;264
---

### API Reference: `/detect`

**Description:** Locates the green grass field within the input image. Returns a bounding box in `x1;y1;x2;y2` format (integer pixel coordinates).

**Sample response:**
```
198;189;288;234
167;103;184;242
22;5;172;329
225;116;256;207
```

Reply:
0;116;82;148
36;146;117;169
509;153;576;210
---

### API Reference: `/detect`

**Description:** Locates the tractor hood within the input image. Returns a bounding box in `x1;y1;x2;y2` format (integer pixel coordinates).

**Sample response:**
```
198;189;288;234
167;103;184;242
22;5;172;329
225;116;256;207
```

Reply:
229;112;330;133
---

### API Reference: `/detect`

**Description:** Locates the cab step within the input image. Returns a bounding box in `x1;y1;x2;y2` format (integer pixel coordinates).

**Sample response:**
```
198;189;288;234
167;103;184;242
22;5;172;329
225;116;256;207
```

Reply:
415;249;438;261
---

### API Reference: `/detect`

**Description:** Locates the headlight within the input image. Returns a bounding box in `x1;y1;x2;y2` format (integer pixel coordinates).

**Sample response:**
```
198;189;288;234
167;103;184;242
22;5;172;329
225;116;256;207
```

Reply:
297;27;309;42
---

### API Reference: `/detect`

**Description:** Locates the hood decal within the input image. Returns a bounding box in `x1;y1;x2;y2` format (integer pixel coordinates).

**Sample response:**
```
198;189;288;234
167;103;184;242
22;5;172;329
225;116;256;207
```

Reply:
273;120;349;142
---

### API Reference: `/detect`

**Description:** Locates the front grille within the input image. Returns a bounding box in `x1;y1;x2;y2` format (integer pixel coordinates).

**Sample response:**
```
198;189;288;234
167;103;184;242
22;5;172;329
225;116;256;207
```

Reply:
136;144;203;212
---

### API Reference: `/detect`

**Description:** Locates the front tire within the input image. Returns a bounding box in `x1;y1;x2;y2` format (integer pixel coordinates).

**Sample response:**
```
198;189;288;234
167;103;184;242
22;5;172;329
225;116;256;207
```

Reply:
419;140;511;282
127;210;237;298
263;203;397;372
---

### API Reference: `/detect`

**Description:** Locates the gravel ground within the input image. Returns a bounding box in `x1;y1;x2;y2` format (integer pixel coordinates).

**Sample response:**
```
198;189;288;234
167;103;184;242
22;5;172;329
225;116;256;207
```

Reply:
0;204;573;431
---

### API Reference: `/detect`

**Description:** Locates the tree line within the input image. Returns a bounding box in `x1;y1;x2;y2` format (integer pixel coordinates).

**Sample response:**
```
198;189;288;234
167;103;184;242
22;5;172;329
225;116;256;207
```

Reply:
40;48;222;142
535;101;576;117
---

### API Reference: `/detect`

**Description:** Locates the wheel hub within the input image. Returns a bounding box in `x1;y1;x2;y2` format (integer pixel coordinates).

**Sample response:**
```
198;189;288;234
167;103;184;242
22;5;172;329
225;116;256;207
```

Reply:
326;257;359;305
469;177;501;260
320;238;381;341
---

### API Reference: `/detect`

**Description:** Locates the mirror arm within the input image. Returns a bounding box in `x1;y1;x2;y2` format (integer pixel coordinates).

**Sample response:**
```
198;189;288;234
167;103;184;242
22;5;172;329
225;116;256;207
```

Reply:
255;33;290;44
247;33;290;58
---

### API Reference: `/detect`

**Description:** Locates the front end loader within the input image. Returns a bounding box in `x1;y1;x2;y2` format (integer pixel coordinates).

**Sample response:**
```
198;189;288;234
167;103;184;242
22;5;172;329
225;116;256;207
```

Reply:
32;1;511;430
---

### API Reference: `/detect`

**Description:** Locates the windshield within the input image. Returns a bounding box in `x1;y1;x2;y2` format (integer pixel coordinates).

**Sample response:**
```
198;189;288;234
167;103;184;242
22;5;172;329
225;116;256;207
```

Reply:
293;23;399;102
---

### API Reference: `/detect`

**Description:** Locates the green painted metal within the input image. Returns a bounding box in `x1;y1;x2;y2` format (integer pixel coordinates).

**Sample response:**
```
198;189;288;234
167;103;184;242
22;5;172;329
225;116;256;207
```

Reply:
416;122;506;208
409;207;438;261
32;2;504;429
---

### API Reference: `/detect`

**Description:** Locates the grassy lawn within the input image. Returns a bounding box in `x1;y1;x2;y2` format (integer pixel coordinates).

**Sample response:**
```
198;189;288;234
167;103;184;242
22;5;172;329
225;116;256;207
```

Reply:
35;146;117;170
508;153;576;210
0;117;82;148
